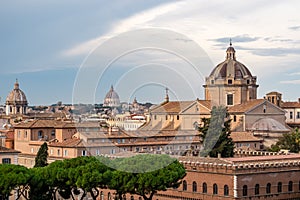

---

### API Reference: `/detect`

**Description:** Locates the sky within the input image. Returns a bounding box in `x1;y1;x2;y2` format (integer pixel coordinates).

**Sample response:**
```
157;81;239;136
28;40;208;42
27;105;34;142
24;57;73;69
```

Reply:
1;0;300;105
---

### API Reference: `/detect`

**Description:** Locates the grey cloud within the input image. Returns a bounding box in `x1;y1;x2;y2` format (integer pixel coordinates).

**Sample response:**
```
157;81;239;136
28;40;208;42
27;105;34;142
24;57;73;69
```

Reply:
289;26;300;30
264;37;293;42
212;35;260;44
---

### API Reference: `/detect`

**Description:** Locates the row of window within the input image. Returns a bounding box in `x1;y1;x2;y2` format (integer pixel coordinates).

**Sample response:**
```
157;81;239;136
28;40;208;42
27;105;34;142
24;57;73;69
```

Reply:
243;181;299;196
182;181;300;197
289;111;300;119
182;181;229;196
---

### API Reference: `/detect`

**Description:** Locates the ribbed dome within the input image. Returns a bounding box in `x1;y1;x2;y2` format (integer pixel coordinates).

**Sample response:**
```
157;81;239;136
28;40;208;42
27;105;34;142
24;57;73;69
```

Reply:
103;85;120;107
6;80;28;105
250;118;290;132
209;45;253;79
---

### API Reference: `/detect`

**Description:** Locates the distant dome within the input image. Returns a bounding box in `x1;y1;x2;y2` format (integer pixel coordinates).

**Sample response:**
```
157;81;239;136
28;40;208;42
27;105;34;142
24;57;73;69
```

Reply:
209;44;253;79
6;80;28;105
250;118;290;132
103;85;120;107
6;79;28;115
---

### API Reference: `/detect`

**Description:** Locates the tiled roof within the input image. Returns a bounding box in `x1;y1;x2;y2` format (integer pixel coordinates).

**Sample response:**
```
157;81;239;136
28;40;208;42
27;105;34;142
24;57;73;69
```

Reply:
228;99;265;113
14;119;75;129
151;101;194;113
0;146;20;154
230;132;262;142
197;100;212;110
49;138;82;147
281;101;300;108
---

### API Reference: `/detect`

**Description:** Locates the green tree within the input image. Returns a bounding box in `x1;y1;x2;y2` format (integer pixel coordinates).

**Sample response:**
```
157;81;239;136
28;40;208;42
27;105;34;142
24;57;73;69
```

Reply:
0;164;31;200
270;128;300;153
109;154;186;200
34;142;48;167
198;106;234;158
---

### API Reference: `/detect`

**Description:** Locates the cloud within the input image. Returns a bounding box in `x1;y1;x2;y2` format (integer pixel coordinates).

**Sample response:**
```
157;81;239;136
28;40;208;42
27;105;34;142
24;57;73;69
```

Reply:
288;72;300;76
212;35;260;44
62;1;184;57
264;37;293;42
289;26;300;31
235;46;300;57
280;80;300;84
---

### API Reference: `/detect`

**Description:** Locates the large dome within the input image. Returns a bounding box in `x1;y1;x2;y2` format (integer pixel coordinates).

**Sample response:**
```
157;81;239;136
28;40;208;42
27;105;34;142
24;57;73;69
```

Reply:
209;45;253;79
6;80;28;105
103;85;120;107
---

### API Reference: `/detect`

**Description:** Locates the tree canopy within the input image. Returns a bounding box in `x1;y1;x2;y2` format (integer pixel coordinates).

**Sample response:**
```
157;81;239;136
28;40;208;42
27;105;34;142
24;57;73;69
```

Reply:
270;128;300;153
0;154;185;200
198;106;234;158
34;142;48;167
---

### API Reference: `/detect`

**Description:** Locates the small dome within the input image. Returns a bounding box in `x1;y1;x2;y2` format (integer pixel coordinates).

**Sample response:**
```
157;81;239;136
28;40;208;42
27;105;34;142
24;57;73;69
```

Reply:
209;44;253;79
103;85;120;107
250;118;290;132
6;80;28;105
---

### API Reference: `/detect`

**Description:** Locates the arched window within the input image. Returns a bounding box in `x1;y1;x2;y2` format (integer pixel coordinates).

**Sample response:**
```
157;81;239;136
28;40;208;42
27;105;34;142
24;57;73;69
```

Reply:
255;184;259;195
202;182;207;193
277;182;282;193
242;185;247;196
192;181;197;192
213;183;218;195
288;181;293;192
224;185;229;196
108;192;111;200
266;183;271;194
183;180;187;191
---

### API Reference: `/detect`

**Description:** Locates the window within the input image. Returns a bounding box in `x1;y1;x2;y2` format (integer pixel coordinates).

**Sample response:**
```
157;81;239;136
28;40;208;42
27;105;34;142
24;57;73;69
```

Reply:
202;182;207;193
38;130;43;139
82;150;87;156
233;115;237;122
272;96;275;103
24;131;27;138
213;183;218;195
183;180;187;191
177;115;180;120
288;181;293;192
2;158;11;164
96;149;100;155
64;150;68;156
247;80;250;84
108;192;111;200
277;182;282;193
255;184;259;195
242;185;247;196
266;183;271;194
192;181;197;192
211;80;214;84
297;112;300;119
100;191;104;200
57;149;60;156
50;149;53;155
228;79;233;84
290;111;293;119
224;185;229;196
154;115;157;120
263;105;266;113
51;130;55;137
227;94;233;106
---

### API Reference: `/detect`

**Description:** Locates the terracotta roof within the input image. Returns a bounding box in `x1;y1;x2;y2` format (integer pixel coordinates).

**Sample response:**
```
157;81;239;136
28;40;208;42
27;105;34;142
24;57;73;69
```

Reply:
49;138;82;147
0;146;20;154
266;91;282;95
151;101;194;113
230;132;262;142
228;99;265;113
13;119;76;129
197;100;212;110
281;101;300;108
